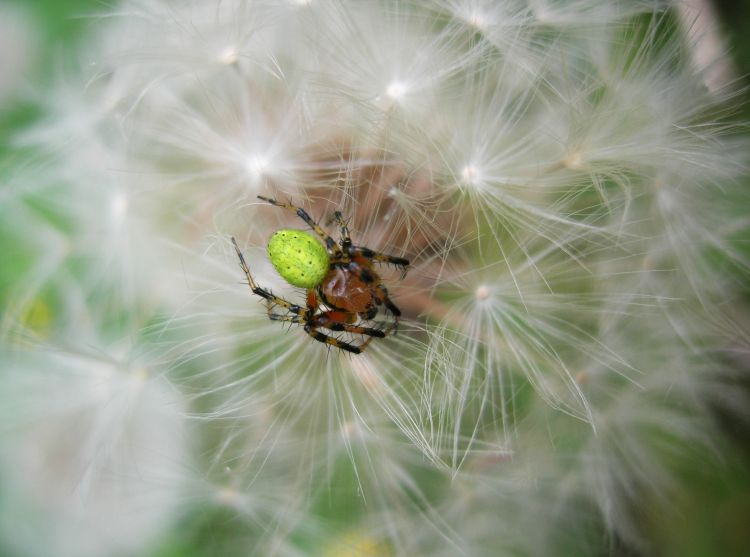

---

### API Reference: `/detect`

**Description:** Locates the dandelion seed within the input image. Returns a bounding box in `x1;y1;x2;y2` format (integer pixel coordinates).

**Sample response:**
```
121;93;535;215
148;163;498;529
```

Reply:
466;11;489;30
460;164;482;185
385;80;408;101
474;284;491;302
562;151;584;170
218;45;239;66
110;191;128;220
214;486;244;509
245;153;271;181
0;347;187;557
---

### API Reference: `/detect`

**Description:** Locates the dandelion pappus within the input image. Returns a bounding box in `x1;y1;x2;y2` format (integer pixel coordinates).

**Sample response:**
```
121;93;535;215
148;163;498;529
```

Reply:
232;196;409;354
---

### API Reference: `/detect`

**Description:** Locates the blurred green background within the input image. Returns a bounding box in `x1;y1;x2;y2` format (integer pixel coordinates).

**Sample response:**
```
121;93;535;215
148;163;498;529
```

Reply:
1;1;749;556
0;0;98;148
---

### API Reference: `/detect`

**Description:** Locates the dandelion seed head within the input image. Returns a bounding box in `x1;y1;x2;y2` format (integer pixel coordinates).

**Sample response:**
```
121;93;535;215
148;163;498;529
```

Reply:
341;421;364;442
0;348;187;557
562;151;584;170
656;187;675;213
475;284;492;302
460;163;483;185
110;191;128;221
466;11;489;30
214;486;245;509
386;185;400;200
130;365;149;386
217;45;239;65
530;3;552;24
386;80;408;101
245;153;271;180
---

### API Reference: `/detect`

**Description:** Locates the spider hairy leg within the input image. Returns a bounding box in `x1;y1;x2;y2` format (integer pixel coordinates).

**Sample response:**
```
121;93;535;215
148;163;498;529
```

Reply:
268;302;388;354
383;297;402;318
269;314;303;324
303;324;362;354
311;310;385;337
349;246;410;277
257;196;340;255
231;237;307;315
370;283;402;319
327;210;352;252
355;318;399;352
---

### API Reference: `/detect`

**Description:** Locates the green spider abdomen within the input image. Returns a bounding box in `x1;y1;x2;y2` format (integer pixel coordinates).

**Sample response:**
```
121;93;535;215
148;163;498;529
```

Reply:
267;229;328;289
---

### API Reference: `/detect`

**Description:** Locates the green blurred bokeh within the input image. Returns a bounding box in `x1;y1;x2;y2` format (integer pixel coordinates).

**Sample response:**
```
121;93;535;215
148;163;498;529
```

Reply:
0;0;100;149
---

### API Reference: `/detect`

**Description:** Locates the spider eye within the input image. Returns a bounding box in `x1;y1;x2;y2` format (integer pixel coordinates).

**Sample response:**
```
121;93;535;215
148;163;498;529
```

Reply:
267;229;328;288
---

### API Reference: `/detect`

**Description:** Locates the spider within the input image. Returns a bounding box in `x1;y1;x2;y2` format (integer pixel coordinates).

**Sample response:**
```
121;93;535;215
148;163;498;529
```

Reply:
231;195;410;354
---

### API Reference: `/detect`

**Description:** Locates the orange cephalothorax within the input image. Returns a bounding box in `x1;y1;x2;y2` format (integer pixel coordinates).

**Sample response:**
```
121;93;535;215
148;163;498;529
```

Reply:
320;261;381;314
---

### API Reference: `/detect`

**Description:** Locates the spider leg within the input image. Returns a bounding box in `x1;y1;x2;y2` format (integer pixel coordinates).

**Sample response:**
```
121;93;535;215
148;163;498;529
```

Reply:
327;210;352;253
304;323;362;354
304;309;399;354
257;196;340;255
347;318;398;352
361;306;378;320
312;311;386;337
349;246;410;277
232;237;307;315
268;313;304;324
372;283;402;319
